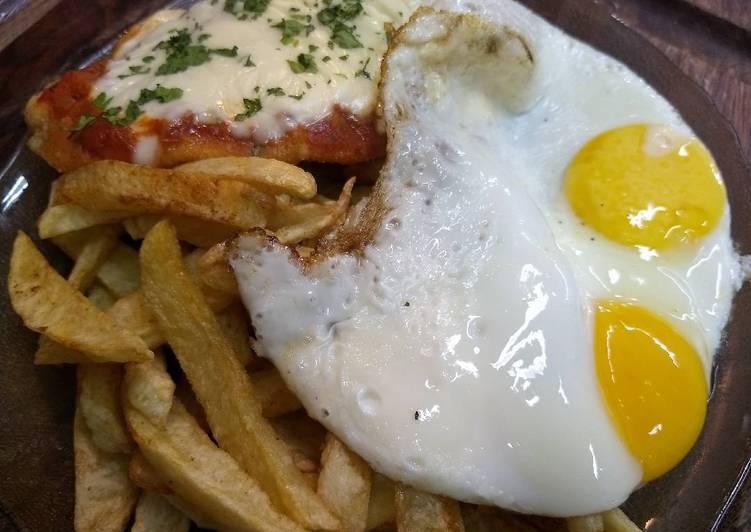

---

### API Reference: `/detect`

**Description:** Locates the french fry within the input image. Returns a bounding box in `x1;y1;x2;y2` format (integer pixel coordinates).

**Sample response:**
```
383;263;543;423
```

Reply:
140;220;339;530
567;515;605;532
216;303;255;366
395;484;465;532
53;234;140;298
124;354;175;427
274;177;355;244
197;241;239;297
86;283;117;309
270;412;327;475
74;404;139;532
125;399;305;532
55;160;272;230
253;368;303;417
176;156;317;199
602;509;642;532
78;364;132;454
125;214;239;248
132;491;190;532
130;451;172;494
67;225;120;292
318;433;373;532
95;244;141;298
9;232;152;364
366;475;396;531
38;203;129;239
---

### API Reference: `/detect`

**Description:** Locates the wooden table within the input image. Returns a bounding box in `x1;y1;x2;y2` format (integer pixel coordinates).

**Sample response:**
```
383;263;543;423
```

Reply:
0;0;748;530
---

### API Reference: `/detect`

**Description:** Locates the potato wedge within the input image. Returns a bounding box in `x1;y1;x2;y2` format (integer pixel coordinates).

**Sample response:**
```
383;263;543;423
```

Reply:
78;364;132;454
395;484;464;532
253;368;302;418
124;354;175;427
55;160;271;230
318;434;373;532
67;225;120;292
176;156;317;199
366;475;396;531
38;203;129;239
602;509;641;532
274;177;355;244
140;221;339;530
132;492;189;532
567;515;604;532
9;232;152;363
74;404;139;532
107;291;163;349
125;400;304;532
130;451;172;494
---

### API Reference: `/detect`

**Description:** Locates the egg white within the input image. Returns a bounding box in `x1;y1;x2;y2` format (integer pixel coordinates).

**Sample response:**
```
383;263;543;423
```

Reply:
231;0;742;517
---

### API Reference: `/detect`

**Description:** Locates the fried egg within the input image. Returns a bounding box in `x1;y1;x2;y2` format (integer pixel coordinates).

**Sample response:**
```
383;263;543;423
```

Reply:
231;1;744;517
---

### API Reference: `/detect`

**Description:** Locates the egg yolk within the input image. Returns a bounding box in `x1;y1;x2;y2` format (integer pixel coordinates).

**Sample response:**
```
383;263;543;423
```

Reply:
565;124;725;251
594;301;707;481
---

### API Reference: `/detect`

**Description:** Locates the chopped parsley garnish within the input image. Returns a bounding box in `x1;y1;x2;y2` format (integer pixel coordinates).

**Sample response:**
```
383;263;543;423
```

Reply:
137;85;184;104
289;92;305;100
198;33;211;42
317;0;363;49
266;87;285;96
154;29;242;75
309;44;319;52
339;54;348;61
235;97;262;120
322;55;331;62
244;55;256;67
93;85;183;128
224;0;271;19
92;92;112;109
143;55;156;63
355;56;371;78
287;53;318;74
212;45;239;57
118;64;151;79
273;19;314;45
72;114;96;132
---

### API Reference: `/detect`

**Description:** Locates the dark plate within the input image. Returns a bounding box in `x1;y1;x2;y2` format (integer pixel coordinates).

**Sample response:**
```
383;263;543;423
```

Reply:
0;1;749;531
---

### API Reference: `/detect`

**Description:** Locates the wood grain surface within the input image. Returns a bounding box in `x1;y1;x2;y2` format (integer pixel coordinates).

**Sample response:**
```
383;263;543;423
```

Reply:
0;0;749;531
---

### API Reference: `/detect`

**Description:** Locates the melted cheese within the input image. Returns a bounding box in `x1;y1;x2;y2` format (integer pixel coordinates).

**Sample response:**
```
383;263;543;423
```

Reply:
95;0;411;142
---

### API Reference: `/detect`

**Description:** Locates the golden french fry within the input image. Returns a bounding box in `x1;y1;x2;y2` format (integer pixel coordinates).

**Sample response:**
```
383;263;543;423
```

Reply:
602;509;642;532
53;234;140;298
198;241;239;297
140;221;339;530
55;160;272;230
184;248;238;311
132;491;190;532
130;451;172;494
86;283;117;310
37;203;129;239
567;515;605;532
108;291;162;348
9;232;152;363
74;403;139;532
253;368;302;417
95;245;140;298
78;364;132;454
125;214;239;248
176;156;317;199
318;433;373;532
124;354;175;427
395;484;465;532
67;225;120;291
125;399;305;532
163;494;221;530
216;303;255;366
270;412;327;473
274;177;355;244
366;474;396;531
